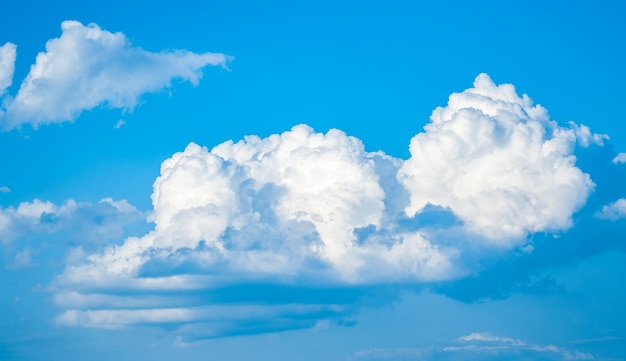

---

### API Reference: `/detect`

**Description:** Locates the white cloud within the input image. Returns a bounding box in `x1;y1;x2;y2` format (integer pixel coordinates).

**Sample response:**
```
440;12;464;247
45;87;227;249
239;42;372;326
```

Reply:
570;122;608;147
443;332;595;360
457;332;524;345
355;332;595;360
58;125;454;290
0;21;230;130
56;303;344;330
0;42;16;96
0;186;10;193
6;248;34;269
398;73;595;243
612;152;626;164
596;198;626;220
0;197;143;246
52;74;599;337
113;119;125;129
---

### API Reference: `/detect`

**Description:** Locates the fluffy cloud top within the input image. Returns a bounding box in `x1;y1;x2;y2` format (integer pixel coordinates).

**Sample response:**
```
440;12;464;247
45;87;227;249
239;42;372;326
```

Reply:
0;21;230;130
398;74;596;242
52;74;601;337
59;125;453;288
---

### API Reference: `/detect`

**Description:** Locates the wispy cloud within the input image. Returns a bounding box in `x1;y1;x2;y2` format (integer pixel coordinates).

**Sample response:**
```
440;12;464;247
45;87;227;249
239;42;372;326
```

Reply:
443;332;595;360
113;119;125;129
354;332;595;360
0;21;230;130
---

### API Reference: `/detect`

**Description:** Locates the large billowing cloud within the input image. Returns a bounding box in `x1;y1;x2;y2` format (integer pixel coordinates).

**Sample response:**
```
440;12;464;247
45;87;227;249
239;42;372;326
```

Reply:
52;74;605;338
0;21;230;130
57;125;455;288
398;74;598;242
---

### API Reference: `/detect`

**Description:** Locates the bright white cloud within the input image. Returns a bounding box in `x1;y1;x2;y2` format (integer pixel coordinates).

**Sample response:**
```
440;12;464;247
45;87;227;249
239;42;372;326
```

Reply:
0;21;230;130
53;74;599;337
612;152;626;164
58;125;454;290
0;42;16;96
398;73;595;243
596;198;626;220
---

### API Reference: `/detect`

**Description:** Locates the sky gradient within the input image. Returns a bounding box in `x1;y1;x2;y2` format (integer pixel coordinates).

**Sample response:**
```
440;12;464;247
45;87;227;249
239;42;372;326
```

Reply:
1;1;626;360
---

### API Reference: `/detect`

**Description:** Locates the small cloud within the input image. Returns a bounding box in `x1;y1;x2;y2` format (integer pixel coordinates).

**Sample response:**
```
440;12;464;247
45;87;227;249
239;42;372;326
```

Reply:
596;198;626;220
0;20;231;131
354;332;595;360
570;121;608;147
457;332;524;346
0;186;10;193
612;152;626;164
113;119;125;129
6;248;34;269
444;332;595;360
570;336;620;345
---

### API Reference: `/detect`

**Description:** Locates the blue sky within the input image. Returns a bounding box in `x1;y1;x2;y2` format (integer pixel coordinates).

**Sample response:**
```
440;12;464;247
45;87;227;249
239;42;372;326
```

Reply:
1;1;625;360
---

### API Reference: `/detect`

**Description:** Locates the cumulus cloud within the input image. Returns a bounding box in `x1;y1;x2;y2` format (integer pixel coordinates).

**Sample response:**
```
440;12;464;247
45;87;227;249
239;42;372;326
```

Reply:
52;74;601;338
398;73;596;242
57;125;454;290
0;21;230;130
0;42;16;96
596;198;626;220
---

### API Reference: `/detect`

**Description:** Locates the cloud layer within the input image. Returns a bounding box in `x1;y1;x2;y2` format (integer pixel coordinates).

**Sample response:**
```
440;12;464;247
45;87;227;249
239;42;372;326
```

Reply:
354;332;595;360
0;21;230;130
51;74;607;338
